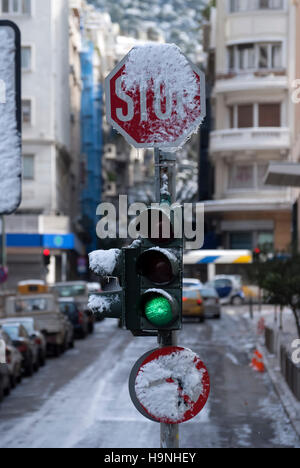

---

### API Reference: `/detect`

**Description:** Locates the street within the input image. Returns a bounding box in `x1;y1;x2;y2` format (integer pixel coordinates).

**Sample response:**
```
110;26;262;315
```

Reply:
0;308;298;449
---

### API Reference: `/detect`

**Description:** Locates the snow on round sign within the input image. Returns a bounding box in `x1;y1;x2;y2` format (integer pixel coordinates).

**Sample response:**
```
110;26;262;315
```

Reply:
105;43;206;150
129;347;210;425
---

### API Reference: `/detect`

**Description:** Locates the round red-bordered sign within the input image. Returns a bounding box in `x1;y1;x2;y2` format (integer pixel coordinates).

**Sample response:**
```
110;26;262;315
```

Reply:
129;347;210;425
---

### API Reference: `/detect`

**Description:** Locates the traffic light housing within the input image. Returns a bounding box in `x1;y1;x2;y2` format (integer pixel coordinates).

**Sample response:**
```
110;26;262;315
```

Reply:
253;247;261;263
123;204;183;334
88;204;183;336
43;249;51;266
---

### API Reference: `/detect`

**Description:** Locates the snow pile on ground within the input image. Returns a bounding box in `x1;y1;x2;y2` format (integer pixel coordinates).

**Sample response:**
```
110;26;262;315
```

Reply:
135;348;205;423
0;26;22;214
89;249;120;277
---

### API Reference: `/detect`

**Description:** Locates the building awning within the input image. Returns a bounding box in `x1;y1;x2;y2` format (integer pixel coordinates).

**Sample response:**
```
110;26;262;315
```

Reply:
6;234;85;255
203;198;291;213
265;162;300;187
184;250;253;265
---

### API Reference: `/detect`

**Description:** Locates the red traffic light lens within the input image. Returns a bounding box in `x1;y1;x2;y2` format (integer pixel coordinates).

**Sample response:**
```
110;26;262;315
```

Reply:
43;249;50;257
137;250;174;285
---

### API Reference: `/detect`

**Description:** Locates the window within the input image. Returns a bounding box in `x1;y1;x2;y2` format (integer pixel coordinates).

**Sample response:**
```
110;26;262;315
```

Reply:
21;46;32;71
230;232;253;250
229;164;254;190
257;232;274;251
228;162;279;191
1;0;31;14
258;43;282;69
229;231;274;251
229;0;283;13
238;44;255;70
237;104;253;128
22;99;31;124
227;42;282;72
23;154;34;180
258;103;281;127
228;102;281;129
257;164;268;188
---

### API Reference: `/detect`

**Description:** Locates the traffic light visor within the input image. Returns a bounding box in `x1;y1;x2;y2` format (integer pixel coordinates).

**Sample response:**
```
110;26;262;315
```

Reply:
141;290;179;328
138;208;174;245
137;249;178;285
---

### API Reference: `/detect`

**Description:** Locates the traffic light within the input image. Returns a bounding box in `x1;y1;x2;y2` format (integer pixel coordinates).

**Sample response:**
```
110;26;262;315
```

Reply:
124;204;183;334
253;247;261;263
43;249;51;266
88;204;183;336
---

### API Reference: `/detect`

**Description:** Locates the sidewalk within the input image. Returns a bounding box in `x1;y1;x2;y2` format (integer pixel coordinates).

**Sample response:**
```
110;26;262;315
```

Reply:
258;343;300;439
239;305;300;440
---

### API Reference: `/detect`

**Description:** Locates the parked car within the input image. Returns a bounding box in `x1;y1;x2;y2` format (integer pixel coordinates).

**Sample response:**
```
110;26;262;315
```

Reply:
206;275;245;305
183;278;203;289
52;282;95;334
200;287;221;319
59;299;89;339
0;322;38;377
182;288;205;323
0;360;10;402
87;283;102;294
4;294;68;358
0;329;22;388
2;318;47;367
63;315;75;350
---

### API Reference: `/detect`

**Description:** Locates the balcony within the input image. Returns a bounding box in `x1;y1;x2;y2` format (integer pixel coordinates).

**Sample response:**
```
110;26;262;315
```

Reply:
210;127;290;154
215;70;288;94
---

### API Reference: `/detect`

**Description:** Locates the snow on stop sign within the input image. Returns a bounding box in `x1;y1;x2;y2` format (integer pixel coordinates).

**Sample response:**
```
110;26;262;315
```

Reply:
129;347;210;424
105;44;206;150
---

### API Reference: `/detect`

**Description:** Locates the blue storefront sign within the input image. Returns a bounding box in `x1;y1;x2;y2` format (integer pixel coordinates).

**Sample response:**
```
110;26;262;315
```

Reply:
6;234;75;250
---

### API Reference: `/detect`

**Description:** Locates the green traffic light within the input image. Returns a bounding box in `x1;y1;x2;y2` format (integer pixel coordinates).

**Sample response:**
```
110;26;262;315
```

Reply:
144;296;173;327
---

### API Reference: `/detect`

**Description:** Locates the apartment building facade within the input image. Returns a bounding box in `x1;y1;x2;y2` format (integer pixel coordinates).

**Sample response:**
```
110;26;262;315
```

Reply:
207;0;296;253
0;0;85;286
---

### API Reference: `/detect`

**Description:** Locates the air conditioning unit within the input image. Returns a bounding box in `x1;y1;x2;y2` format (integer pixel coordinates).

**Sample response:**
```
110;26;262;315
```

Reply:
105;182;117;197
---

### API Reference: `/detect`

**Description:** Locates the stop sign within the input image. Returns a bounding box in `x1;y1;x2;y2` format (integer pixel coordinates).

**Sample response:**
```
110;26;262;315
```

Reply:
105;44;206;149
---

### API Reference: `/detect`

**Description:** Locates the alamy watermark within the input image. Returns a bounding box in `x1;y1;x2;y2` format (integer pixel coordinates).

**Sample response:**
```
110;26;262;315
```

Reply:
0;339;5;364
96;197;204;250
291;339;300;365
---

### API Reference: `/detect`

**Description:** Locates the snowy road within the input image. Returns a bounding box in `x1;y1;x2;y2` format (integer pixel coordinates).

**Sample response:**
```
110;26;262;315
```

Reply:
0;309;299;448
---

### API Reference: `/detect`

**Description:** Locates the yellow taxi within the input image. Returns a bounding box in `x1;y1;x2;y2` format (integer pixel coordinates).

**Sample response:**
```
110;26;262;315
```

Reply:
182;287;205;323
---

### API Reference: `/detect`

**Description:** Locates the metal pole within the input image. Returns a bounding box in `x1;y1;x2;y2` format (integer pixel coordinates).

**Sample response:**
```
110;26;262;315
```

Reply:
154;148;179;449
1;216;6;267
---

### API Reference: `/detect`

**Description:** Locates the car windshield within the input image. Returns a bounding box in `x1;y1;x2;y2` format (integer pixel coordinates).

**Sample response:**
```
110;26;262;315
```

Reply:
20;321;34;335
200;288;217;298
59;303;77;319
2;325;19;341
53;285;87;297
214;279;232;288
183;290;199;299
184;282;201;288
15;298;47;313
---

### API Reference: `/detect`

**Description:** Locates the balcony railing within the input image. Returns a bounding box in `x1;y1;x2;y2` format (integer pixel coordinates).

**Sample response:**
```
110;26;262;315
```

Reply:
210;127;290;153
216;69;286;81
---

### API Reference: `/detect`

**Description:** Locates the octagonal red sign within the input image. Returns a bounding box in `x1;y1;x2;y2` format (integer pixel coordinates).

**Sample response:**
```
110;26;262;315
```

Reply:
105;44;206;149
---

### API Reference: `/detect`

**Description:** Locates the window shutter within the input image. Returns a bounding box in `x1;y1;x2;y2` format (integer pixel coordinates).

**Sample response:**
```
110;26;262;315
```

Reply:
259;103;281;127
